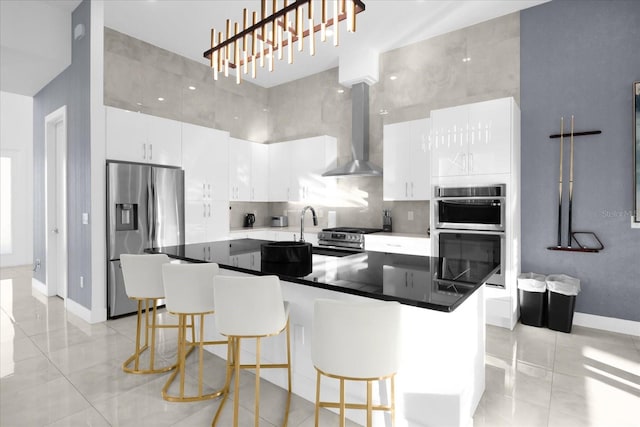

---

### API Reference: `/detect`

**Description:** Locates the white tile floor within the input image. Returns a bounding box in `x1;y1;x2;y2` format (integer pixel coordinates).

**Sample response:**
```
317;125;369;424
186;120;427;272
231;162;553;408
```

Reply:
1;265;639;426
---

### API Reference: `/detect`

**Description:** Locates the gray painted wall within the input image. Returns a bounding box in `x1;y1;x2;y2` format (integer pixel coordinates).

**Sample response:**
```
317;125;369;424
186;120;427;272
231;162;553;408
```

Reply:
33;0;92;308
521;0;640;321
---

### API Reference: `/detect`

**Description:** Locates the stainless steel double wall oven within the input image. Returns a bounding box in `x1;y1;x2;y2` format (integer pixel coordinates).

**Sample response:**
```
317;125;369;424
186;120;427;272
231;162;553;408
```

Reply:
433;184;506;288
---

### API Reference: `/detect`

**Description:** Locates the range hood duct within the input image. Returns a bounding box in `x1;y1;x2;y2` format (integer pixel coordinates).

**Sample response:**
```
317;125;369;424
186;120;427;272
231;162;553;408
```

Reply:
322;82;382;177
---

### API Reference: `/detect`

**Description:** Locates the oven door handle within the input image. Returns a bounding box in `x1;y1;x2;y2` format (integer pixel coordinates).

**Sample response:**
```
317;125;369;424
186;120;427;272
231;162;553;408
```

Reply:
434;229;505;236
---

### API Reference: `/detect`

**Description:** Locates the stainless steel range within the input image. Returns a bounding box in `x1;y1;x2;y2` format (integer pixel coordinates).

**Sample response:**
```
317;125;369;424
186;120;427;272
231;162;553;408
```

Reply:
317;227;383;251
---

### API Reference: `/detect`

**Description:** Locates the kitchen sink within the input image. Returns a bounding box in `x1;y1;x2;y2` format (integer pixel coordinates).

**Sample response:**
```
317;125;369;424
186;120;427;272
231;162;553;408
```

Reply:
261;241;313;277
261;241;312;263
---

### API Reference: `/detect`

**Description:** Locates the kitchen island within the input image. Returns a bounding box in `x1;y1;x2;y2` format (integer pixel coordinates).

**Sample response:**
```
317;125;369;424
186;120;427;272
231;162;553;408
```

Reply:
150;239;499;427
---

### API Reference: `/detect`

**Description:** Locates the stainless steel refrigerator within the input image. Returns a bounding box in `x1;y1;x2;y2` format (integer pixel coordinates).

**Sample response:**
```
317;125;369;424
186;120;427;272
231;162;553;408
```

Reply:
107;161;184;318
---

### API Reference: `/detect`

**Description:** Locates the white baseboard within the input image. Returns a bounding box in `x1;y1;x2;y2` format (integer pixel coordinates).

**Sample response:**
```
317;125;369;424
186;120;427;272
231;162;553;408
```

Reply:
31;278;47;296
573;312;640;337
65;298;93;323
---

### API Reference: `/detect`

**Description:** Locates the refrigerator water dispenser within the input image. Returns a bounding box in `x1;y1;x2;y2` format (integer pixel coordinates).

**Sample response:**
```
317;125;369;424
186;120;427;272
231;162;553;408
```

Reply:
116;203;138;231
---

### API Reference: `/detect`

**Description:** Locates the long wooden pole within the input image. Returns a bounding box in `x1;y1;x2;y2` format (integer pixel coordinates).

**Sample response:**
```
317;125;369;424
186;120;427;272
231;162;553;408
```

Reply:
557;117;564;247
567;115;575;248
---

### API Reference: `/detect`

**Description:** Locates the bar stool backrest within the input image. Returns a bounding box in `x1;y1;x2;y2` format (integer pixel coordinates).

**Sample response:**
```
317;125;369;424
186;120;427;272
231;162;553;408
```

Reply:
162;263;219;314
213;275;286;337
312;299;402;379
121;254;170;299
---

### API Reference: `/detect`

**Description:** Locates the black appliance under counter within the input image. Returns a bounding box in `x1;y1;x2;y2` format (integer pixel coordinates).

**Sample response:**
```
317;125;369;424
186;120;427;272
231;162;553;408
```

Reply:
148;238;499;313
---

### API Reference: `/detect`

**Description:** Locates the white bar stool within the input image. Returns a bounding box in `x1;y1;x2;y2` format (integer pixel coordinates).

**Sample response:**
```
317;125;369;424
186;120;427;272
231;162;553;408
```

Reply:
312;299;402;427
120;253;178;374
161;262;228;402
212;275;292;427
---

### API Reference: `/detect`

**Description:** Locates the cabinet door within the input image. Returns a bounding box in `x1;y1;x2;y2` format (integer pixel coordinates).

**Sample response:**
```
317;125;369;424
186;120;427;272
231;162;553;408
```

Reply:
290;136;332;202
431;106;468;177
205;200;230;241
382;265;428;300
182;123;229;202
409;118;431;200
146;114;182;166
251;143;269;201
383;122;412;201
467;98;511;175
105;106;147;163
228;138;252;201
268;142;292;201
185;200;208;244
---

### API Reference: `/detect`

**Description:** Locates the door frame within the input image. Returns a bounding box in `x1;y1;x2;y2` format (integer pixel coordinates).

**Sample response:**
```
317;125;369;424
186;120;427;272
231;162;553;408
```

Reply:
44;106;68;299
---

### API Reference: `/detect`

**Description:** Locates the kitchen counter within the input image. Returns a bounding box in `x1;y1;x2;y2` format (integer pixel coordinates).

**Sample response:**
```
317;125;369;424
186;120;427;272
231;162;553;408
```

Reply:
149;238;498;313
149;238;495;426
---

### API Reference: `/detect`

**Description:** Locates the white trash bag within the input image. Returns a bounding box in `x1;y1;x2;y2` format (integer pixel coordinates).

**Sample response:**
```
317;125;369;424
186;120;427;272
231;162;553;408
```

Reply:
517;273;547;292
546;274;581;296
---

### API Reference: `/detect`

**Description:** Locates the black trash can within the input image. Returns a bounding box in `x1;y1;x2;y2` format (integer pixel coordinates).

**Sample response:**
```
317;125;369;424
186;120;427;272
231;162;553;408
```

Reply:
518;273;547;327
546;274;580;333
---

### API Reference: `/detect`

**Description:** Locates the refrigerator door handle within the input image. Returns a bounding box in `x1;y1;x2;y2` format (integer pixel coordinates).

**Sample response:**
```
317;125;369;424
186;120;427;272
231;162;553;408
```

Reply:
147;175;155;247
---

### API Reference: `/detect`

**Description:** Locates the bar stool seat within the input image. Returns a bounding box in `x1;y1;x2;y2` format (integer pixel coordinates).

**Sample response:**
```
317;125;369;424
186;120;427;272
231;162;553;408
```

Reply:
120;254;179;374
211;275;292;427
312;298;402;427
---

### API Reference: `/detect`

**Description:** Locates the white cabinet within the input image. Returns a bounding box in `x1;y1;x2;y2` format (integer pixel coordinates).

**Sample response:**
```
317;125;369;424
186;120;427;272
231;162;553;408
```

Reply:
383;118;431;200
268;136;337;203
268;143;292;201
182;122;230;243
229;138;269;201
382;265;429;300
431;98;513;177
230;252;261;269
251;143;269;201
105;106;181;166
365;234;430;256
228;138;252;201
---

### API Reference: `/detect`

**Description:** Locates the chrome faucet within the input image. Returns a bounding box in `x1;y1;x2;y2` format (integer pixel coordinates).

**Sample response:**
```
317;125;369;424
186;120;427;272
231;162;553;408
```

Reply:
300;206;318;242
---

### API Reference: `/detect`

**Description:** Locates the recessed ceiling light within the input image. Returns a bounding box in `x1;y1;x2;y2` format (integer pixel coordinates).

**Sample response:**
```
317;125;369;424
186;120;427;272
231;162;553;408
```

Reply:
188;86;196;91
234;116;239;120
389;75;398;81
136;102;142;106
337;89;345;94
379;109;389;115
462;57;471;63
157;97;165;101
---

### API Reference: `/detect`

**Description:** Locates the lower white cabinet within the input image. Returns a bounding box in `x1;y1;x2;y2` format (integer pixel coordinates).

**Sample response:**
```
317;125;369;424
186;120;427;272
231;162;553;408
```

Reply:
364;234;430;256
185;200;229;244
382;265;429;300
230;252;261;269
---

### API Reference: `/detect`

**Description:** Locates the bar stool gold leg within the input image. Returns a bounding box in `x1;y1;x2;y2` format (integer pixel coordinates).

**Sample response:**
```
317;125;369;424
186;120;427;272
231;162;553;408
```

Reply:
366;380;373;427
255;336;261;427
340;378;346;427
233;338;241;427
212;337;235;427
314;370;321;427
390;376;396;427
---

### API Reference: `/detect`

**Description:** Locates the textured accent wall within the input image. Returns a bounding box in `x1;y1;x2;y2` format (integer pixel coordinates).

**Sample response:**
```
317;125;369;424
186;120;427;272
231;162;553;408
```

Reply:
521;0;640;321
33;0;92;308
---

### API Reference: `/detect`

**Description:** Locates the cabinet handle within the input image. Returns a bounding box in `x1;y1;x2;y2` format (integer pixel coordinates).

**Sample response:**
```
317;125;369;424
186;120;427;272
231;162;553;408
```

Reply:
469;153;473;172
203;204;207;217
405;271;408;287
208;204;211;217
149;143;153;160
405;182;408;197
203;183;206;199
411;182;414;197
143;143;146;160
208;184;211;199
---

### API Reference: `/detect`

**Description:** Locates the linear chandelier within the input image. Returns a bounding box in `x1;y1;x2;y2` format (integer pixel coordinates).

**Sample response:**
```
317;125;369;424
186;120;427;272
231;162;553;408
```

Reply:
203;0;366;84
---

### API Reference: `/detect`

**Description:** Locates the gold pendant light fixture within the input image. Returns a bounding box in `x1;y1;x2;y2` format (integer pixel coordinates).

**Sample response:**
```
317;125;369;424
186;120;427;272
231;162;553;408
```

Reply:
204;0;366;84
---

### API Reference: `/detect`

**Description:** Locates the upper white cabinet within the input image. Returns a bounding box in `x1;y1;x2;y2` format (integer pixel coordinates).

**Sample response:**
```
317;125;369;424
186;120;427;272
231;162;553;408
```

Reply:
250;143;269;201
182;122;230;243
268;136;337;203
228;138;269;202
431;97;514;177
268;142;292;201
383;118;431;201
105;106;181;166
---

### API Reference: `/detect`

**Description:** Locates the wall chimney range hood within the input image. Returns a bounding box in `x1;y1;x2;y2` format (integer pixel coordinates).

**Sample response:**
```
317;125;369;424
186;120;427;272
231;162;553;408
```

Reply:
322;82;382;177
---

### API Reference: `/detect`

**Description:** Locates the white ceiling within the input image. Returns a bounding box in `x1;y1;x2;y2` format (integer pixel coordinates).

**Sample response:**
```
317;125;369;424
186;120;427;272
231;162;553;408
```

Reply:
1;0;548;96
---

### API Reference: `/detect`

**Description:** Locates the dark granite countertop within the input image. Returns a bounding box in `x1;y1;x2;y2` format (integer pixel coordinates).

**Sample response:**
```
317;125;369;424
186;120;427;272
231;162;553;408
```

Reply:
148;239;499;312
